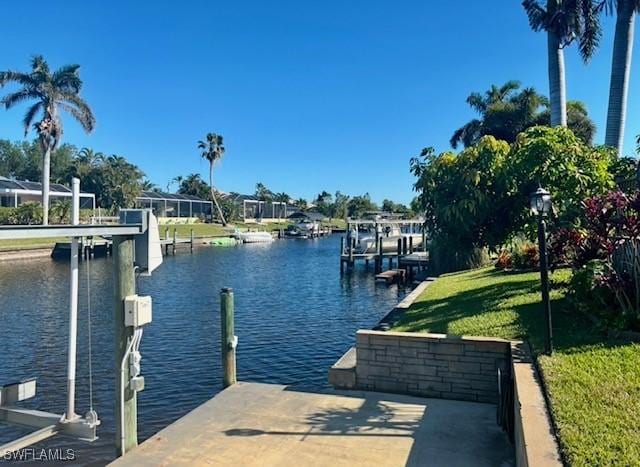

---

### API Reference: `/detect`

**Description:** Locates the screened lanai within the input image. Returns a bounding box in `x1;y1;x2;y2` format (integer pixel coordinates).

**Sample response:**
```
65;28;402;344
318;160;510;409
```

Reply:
0;176;96;209
134;190;213;219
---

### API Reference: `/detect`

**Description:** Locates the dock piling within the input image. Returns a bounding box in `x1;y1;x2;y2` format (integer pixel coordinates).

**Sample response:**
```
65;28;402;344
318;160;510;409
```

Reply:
113;236;138;455
172;229;177;255
220;288;237;388
375;239;383;273
190;229;194;253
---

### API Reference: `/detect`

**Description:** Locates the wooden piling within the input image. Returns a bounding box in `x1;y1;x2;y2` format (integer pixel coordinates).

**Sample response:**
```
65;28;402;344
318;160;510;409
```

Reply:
220;287;237;388
349;238;355;266
409;236;413;254
376;238;383;273
190;229;194;253
113;236;137;455
402;237;408;255
172;229;177;255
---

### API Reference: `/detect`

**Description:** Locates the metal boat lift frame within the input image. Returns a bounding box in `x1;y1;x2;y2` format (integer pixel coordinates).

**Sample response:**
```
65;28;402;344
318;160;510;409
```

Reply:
0;210;146;456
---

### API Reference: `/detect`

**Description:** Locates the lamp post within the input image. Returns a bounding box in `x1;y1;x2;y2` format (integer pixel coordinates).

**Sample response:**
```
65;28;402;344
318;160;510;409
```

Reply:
530;187;553;354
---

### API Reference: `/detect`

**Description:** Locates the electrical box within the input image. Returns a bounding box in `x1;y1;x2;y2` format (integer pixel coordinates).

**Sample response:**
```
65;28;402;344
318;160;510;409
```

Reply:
124;295;153;327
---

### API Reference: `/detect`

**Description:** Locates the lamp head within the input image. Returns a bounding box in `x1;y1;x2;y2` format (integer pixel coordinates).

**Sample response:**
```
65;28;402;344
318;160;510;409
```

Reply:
530;187;552;217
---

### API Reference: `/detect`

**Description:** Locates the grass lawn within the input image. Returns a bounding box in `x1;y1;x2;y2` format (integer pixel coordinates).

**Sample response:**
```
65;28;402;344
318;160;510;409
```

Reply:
0;237;60;251
393;267;640;466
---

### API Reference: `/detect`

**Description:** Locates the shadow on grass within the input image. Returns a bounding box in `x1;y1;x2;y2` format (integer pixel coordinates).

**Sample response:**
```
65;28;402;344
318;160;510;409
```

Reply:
395;268;623;354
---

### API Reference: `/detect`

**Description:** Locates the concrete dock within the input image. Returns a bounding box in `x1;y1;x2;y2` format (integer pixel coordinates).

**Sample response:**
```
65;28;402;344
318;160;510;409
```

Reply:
110;382;513;466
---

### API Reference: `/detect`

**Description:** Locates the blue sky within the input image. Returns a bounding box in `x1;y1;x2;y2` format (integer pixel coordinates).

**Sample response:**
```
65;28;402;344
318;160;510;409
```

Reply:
0;1;637;204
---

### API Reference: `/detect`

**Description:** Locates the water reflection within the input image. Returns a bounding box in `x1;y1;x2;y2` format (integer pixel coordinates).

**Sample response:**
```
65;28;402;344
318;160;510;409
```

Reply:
0;236;405;464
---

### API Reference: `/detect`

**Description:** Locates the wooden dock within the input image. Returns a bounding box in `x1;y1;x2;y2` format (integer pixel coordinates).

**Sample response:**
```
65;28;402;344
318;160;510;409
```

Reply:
340;235;429;280
375;269;406;284
108;382;513;467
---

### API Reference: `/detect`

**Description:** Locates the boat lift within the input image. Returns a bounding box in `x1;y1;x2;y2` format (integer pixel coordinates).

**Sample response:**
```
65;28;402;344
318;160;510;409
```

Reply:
0;178;163;457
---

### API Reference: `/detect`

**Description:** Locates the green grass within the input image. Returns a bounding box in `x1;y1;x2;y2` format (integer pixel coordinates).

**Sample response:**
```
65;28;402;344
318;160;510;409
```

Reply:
393;267;640;466
0;237;59;251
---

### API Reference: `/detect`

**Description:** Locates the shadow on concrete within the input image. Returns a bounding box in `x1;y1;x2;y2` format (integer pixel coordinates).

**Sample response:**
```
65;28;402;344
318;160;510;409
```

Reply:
223;388;514;466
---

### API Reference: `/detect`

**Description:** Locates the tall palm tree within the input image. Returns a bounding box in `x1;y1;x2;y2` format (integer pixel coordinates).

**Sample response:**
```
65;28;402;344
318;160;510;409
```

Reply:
523;0;603;126
604;0;640;155
198;133;227;225
0;55;95;224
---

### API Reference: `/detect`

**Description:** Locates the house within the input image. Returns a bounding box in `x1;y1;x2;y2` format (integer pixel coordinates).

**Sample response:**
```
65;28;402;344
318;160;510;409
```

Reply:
134;190;213;222
225;194;296;223
0;176;96;210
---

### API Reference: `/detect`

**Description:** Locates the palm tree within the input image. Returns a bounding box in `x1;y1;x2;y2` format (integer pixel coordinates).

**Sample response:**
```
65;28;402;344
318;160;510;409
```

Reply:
167;175;183;192
523;0;603;127
451;81;521;148
198;133;227;225
0;55;95;224
604;0;640;155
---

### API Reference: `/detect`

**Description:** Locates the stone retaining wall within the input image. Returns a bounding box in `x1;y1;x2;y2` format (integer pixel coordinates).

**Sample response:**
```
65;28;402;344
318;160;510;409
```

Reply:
355;330;511;403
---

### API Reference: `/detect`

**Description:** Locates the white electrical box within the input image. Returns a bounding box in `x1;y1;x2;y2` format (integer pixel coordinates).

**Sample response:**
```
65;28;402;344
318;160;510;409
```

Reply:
124;295;153;327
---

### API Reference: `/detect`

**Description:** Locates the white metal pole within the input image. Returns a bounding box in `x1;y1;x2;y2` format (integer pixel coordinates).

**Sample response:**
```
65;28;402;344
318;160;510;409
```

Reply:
66;177;81;421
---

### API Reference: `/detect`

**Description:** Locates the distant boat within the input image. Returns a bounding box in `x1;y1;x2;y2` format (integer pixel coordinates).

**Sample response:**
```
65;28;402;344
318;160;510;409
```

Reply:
347;215;424;254
235;230;274;243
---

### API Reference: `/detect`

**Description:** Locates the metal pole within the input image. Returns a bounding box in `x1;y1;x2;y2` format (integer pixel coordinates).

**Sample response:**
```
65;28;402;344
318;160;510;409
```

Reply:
220;288;237;388
538;216;553;354
65;178;80;421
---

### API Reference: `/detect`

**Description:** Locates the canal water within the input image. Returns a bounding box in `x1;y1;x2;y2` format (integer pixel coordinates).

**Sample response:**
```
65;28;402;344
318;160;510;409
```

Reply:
0;236;407;465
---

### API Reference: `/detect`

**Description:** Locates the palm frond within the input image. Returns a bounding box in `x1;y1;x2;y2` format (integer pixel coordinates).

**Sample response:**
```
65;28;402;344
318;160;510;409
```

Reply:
58;92;95;133
466;92;486;113
522;0;549;30
30;55;50;75
1;88;40;109
0;70;35;88
22;102;43;136
52;65;82;92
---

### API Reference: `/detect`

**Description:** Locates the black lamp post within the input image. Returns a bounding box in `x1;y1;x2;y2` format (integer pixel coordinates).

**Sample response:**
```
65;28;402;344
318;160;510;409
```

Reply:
530;187;553;355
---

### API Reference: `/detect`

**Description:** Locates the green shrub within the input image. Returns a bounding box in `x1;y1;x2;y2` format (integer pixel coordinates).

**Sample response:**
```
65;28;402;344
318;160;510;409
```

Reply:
0;203;44;225
511;242;539;270
568;259;622;329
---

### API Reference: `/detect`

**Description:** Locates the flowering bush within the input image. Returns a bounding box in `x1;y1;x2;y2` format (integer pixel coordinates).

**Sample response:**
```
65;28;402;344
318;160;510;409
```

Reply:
550;190;640;330
495;250;513;270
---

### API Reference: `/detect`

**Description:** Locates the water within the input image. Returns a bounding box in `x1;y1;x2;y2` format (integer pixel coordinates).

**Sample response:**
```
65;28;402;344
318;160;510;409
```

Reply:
0;236;406;465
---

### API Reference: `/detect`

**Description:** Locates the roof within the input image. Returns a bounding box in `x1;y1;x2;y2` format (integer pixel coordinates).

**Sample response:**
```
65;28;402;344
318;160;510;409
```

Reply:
224;193;288;204
136;190;212;203
288;211;325;221
0;177;94;197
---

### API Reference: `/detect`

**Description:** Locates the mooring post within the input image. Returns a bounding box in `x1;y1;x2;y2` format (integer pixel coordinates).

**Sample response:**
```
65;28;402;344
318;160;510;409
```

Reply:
403;237;408;255
376;238;383;273
422;228;427;252
113;235;137;455
409;236;413;254
172;229;177;255
190;229;194;253
349;238;355;267
220;287;237;388
340;237;345;255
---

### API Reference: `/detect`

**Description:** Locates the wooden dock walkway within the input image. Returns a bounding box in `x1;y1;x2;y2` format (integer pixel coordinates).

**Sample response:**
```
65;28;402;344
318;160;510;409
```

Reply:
375;269;406;284
109;382;513;466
